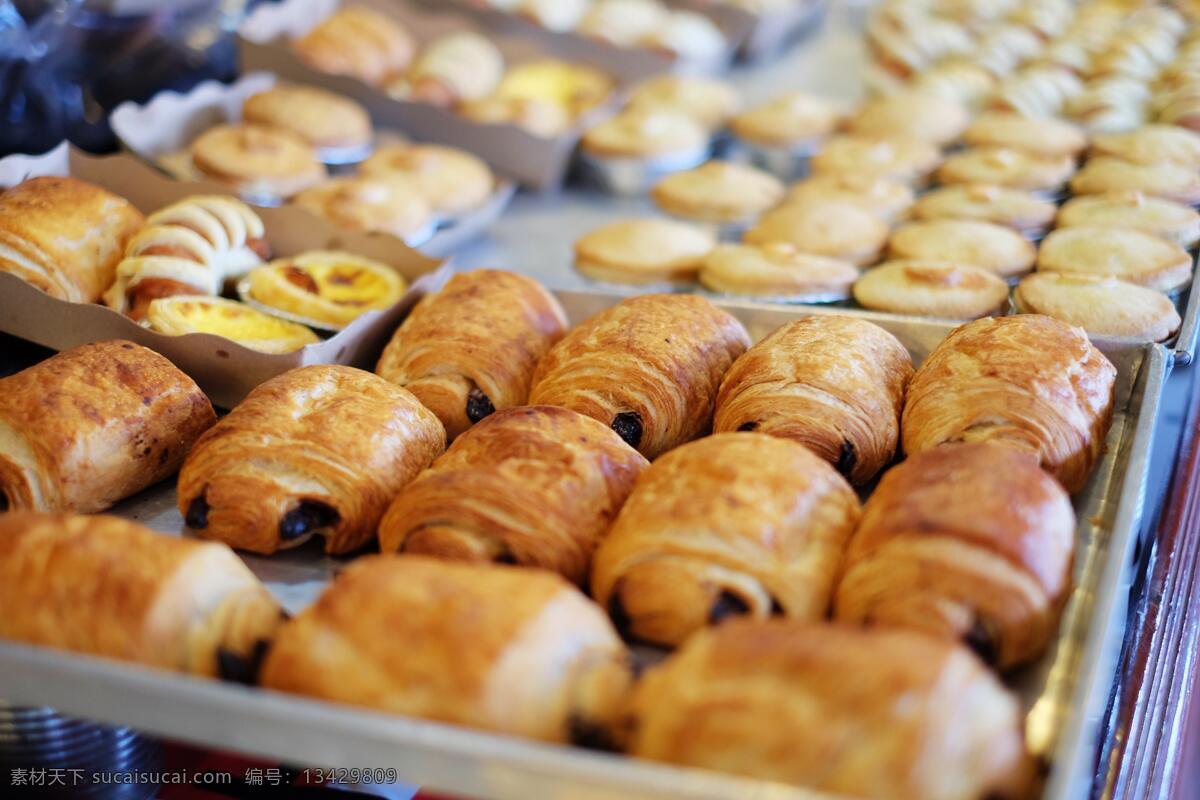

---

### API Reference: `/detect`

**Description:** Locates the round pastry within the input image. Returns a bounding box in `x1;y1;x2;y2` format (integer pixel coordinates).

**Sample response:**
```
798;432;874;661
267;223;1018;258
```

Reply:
1014;272;1182;341
809;135;943;185
640;10;726;63
1069;156;1200;205
1055;192;1200;248
626;75;739;130
1035;227;1193;293
458;95;571;138
292;7;415;86
189;124;326;199
292;175;433;243
1089;123;1200;166
834;442;1076;670
783;173;915;222
936;147;1076;194
845;90;970;147
852;259;1011;320
743;200;889;266
361;144;494;216
244;251;407;329
699;243;859;300
901;314;1117;494
241;85;373;154
580;108;710;160
961;112;1088;159
910;184;1058;238
730;92;839;150
651;161;784;224
145;296;319;353
574;218;716;285
390;32;504;107
489;59;614;118
577;0;668;47
887;220;1037;279
912;60;997;110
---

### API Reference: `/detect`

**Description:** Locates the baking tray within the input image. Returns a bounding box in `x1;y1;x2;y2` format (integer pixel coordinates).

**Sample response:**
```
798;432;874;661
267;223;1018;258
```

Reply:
0;291;1167;800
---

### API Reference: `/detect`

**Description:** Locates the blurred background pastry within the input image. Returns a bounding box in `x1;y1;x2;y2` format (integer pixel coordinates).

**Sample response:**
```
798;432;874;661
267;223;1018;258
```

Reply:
887;219;1037;280
730;92;839;161
651;161;783;225
910;185;1058;240
744;199;889;266
936;147;1077;196
578;0;670;48
1069;156;1200;204
626;75;739;130
699;242;859;300
810;135;942;185
640;10;726;65
242;85;374;161
390;32;505;108
784;173;915;222
293;175;434;245
1055;192;1200;248
292;7;416;86
362;143;495;216
1035;227;1193;293
962;112;1088;160
189;123;326;200
845;90;970;147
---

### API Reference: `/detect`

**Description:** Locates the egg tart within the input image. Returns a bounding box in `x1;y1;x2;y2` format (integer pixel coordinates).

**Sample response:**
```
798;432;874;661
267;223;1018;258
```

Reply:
145;296;319;353
244;251;407;329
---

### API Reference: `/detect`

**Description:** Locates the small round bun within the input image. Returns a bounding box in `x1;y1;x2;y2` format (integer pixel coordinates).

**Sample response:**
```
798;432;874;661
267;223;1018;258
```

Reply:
700;242;859;300
1055;192;1200;248
853;259;1010;319
1014;272;1181;341
888;220;1037;279
1036;227;1193;293
574;218;716;285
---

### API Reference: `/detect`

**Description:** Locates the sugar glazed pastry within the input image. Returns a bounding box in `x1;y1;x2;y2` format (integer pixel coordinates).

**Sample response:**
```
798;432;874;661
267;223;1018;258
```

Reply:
835;443;1076;670
0;513;285;682
360;143;494;216
0;340;216;513
391;32;505;107
105;195;268;320
699;243;860;301
178;365;445;555
902;315;1117;494
379;406;647;583
145;296;320;354
591;434;861;647
260;556;632;745
376;270;567;441
1014;273;1182;342
292;7;415;86
242;85;373;155
1055;192;1200;248
853;260;1010;320
0;176;143;303
574;219;716;285
625;621;1030;800
292;175;433;242
189;124;326;200
743;200;889;266
245;251;407;329
1035;227;1193;293
714;316;912;485
651;161;784;225
529;294;751;458
888;219;1037;279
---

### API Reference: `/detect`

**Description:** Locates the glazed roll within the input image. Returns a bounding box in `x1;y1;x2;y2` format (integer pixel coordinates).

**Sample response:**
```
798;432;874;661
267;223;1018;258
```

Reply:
0;176;143;303
528;294;751;459
713;316;913;485
902;315;1116;493
0;512;285;682
376;270;567;442
625;620;1030;800
260;556;632;745
178;365;444;555
591;433;861;647
0;340;216;513
835;443;1075;670
379;406;648;584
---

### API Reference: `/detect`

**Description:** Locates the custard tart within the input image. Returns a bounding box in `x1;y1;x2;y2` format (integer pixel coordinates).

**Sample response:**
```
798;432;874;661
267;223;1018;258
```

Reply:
145;296;319;353
244;251;407;329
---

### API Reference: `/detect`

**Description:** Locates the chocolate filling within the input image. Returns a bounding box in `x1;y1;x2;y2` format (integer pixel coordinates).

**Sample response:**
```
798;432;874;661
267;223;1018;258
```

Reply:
737;421;759;432
216;638;272;685
610;412;643;449
466;387;495;424
567;714;619;752
835;439;857;478
964;617;998;665
708;590;751;623
279;501;340;542
185;494;209;530
770;596;785;616
495;550;518;565
607;591;634;639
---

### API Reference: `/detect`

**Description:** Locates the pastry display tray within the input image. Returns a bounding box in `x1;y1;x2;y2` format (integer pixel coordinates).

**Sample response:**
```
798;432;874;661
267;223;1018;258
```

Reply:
0;293;1169;800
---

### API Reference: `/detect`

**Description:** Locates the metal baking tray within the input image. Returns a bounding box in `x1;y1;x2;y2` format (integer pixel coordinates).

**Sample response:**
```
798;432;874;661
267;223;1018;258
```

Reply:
0;292;1169;800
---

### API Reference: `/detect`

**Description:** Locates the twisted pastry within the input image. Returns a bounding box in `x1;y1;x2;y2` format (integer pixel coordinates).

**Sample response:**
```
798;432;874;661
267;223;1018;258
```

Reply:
104;195;268;320
0;512;285;682
835;443;1075;670
379;406;648;584
902;315;1117;493
714;316;913;485
591;433;860;647
178;365;445;555
528;294;751;459
376;270;567;442
261;556;632;746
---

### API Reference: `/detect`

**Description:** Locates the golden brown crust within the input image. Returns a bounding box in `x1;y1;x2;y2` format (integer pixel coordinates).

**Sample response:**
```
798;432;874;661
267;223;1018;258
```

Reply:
888;219;1037;278
0;340;216;513
853;259;1011;320
0;512;284;679
581;108;709;158
375;270;568;441
190;124;326;199
177;365;445;555
591;434;860;647
528;294;751;459
0;176;143;303
627;620;1030;800
901;315;1117;493
713;316;913;484
260;555;632;743
846;91;970;146
743;200;889;266
835;443;1076;669
1014;272;1182;341
784;172;915;222
730;92;839;146
379;406;647;583
242;85;373;150
1035;226;1193;292
292;7;415;85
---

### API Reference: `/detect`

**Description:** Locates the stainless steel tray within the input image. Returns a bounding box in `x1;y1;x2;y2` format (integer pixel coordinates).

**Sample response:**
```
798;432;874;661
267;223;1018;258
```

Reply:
0;292;1169;800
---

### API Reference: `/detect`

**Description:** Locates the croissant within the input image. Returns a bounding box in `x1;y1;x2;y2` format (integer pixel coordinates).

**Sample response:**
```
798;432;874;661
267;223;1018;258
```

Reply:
104;196;269;320
528;294;751;459
902;315;1117;493
0;512;285;682
178;365;445;555
379;406;648;583
260;555;632;746
0;176;143;303
834;442;1076;669
376;270;568;441
591;433;860;647
0;340;216;513
713;316;913;485
625;620;1031;800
